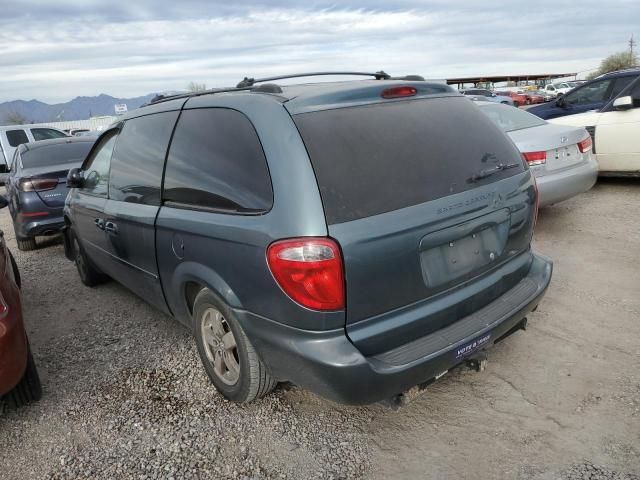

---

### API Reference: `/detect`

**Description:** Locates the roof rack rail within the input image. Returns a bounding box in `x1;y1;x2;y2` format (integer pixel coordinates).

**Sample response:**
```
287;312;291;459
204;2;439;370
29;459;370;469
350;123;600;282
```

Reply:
146;86;255;106
236;71;390;88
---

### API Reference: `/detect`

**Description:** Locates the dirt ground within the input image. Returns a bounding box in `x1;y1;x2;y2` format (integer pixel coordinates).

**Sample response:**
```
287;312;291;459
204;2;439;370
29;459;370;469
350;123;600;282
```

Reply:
0;179;638;479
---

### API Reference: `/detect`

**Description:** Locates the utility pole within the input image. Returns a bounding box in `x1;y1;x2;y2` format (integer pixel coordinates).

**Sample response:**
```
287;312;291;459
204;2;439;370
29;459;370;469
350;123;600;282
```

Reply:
630;34;636;63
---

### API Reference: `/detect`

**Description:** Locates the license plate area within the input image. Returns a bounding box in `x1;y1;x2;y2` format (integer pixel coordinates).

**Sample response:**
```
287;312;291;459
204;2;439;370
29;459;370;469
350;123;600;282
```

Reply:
548;145;581;170
419;209;511;289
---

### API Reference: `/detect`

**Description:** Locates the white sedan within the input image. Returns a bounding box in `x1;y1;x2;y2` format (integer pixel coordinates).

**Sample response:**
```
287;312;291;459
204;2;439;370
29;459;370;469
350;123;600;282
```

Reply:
548;81;640;176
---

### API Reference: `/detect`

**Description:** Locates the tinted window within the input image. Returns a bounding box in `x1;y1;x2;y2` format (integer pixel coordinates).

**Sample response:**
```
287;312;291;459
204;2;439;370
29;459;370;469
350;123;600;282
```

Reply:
565;79;613;105
6;130;28;147
294;97;524;224
83;132;117;197
109;112;178;205
31;128;68;141
21;141;93;169
163;108;273;213
610;76;635;98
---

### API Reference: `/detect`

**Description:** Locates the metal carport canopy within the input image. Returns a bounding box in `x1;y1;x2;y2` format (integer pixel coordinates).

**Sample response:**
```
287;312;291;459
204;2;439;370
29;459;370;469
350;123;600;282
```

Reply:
446;73;577;87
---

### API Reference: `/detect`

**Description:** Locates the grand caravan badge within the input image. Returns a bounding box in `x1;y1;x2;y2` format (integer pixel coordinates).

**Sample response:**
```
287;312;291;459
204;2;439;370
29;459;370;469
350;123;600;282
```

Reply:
437;191;496;215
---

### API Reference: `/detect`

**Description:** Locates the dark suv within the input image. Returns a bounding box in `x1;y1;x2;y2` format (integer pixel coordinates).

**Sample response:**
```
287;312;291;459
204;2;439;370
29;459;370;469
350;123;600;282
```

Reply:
528;68;640;120
63;72;552;405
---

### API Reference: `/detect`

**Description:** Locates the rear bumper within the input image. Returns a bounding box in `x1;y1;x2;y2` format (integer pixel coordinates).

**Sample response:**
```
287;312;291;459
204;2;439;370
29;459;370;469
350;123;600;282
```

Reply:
15;214;65;239
238;252;553;405
535;156;598;207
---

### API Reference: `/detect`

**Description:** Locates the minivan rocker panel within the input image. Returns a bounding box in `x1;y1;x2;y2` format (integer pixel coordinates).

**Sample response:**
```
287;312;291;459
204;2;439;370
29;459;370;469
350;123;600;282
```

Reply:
64;78;552;405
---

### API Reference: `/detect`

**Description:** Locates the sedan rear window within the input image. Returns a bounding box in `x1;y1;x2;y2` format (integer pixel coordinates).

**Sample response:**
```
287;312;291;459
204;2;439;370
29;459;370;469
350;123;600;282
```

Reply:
21;141;93;169
293;97;524;224
478;103;546;132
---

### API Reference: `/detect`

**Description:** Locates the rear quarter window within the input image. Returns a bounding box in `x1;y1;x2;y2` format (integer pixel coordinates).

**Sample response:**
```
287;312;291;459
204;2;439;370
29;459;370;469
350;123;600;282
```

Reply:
293;97;524;224
6;129;29;148
163;108;273;213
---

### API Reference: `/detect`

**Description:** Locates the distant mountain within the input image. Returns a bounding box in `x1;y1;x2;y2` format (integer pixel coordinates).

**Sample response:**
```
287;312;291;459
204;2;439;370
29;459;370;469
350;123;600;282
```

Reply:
0;93;156;125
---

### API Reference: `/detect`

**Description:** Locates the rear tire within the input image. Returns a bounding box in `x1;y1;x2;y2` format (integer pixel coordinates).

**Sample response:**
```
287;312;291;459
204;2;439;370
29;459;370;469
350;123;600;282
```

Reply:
193;289;277;403
9;250;21;289
3;345;42;409
72;234;106;287
16;237;36;252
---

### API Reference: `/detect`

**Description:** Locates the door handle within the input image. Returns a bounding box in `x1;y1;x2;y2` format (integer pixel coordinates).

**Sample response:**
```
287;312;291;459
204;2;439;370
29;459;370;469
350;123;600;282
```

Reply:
105;221;118;234
94;218;105;230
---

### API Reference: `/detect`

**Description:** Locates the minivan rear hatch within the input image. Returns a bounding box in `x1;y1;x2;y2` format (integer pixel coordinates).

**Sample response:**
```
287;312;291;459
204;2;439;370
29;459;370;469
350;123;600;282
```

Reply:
291;94;537;355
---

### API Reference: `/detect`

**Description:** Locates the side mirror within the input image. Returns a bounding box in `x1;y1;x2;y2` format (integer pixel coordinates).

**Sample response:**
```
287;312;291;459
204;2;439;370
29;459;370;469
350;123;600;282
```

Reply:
613;95;633;111
0;195;8;209
67;168;84;188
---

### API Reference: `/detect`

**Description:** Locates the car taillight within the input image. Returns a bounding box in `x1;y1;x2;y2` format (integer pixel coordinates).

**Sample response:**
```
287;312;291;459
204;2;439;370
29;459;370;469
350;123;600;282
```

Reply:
522;151;547;166
18;178;58;192
267;238;345;311
577;136;593;153
381;86;417;99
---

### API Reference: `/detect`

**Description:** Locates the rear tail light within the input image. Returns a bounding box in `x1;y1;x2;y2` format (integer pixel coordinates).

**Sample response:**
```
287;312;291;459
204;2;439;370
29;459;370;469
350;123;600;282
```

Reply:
267;238;345;311
18;177;58;192
577;136;593;153
381;86;417;99
522;151;547;166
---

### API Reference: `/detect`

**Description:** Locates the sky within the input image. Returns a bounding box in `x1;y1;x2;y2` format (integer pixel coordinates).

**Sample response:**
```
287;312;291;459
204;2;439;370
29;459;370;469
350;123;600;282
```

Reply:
0;0;638;103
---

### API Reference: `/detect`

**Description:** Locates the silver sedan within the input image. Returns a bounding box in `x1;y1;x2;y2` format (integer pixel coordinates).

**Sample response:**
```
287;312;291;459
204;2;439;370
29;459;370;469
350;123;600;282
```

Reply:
476;101;598;207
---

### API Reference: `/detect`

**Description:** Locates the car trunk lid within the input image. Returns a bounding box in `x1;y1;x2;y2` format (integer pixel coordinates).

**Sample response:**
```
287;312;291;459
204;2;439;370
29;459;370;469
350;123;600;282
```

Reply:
21;163;79;207
509;123;589;175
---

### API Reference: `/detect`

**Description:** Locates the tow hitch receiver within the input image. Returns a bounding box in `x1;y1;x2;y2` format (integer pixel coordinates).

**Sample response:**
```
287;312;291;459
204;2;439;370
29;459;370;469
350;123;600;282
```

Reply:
465;351;488;372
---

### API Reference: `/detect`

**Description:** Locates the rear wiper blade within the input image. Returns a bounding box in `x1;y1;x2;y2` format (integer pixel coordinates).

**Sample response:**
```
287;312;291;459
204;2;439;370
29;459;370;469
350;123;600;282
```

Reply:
467;162;520;183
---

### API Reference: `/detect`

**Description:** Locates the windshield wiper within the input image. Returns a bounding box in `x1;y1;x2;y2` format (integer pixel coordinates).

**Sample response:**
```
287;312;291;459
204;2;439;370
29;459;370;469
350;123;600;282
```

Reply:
467;162;520;183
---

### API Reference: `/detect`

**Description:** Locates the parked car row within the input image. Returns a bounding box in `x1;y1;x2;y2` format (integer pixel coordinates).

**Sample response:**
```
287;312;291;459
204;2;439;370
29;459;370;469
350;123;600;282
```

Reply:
529;68;640;176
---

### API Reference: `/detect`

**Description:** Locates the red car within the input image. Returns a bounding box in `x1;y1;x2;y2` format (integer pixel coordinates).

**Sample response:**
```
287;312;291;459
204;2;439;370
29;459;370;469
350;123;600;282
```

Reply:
0;197;41;409
495;91;528;107
519;91;545;105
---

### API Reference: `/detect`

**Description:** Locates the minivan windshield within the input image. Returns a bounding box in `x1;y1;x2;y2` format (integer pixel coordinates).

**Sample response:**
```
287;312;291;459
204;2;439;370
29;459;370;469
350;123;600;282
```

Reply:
478;102;546;132
293;97;525;224
21;141;93;169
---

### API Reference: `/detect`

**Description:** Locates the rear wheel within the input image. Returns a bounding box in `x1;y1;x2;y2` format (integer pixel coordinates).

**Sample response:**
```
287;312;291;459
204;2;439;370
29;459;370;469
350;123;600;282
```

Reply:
16;237;36;252
3;345;42;409
193;289;276;403
72;235;106;287
9;250;21;289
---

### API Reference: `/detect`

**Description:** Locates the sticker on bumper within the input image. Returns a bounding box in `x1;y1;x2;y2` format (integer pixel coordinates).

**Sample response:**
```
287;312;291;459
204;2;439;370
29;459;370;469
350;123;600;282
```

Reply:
455;333;491;360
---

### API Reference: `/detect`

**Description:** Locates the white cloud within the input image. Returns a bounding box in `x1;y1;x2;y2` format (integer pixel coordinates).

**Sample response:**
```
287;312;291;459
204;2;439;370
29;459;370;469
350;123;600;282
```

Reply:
0;3;637;102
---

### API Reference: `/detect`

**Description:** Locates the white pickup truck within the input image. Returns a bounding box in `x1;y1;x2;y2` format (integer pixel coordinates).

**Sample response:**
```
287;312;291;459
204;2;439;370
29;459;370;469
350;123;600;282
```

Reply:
543;82;577;98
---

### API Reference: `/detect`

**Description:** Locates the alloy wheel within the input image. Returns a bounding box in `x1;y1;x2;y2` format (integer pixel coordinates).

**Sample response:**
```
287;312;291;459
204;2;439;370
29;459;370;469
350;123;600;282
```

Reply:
200;307;240;385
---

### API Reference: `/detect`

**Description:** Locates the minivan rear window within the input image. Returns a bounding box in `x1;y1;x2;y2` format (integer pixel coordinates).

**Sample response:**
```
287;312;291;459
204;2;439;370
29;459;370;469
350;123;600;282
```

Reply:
21;141;93;169
293;97;525;224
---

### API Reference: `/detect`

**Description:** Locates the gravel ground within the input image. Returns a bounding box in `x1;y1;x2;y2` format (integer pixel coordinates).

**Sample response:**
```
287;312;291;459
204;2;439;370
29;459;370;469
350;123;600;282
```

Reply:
0;179;638;479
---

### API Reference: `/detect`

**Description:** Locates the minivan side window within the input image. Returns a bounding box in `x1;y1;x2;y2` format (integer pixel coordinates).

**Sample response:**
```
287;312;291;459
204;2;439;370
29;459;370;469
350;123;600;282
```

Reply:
31;128;68;141
109;112;178;205
6;129;29;147
82;132;117;197
163;108;273;213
